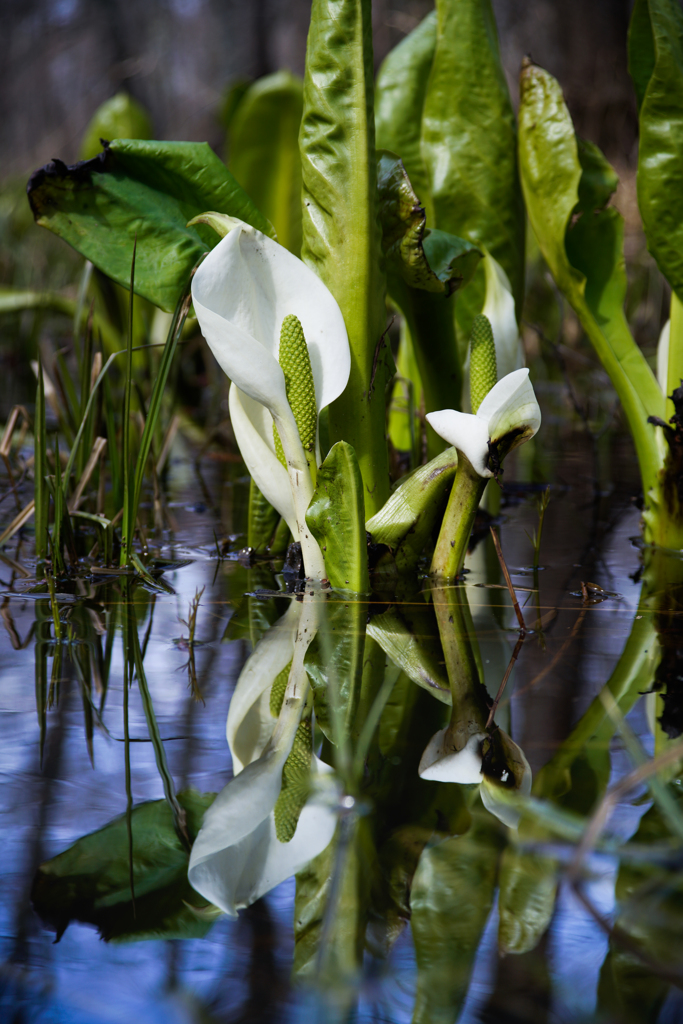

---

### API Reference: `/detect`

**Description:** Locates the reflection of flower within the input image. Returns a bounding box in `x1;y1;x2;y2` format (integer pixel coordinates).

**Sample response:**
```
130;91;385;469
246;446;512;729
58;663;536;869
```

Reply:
427;368;541;478
419;727;531;830
227;601;301;775
189;595;337;915
191;217;350;578
188;751;336;917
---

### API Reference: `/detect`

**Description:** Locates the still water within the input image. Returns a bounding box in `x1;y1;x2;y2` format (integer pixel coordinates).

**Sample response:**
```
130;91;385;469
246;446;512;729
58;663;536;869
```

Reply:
1;405;683;1024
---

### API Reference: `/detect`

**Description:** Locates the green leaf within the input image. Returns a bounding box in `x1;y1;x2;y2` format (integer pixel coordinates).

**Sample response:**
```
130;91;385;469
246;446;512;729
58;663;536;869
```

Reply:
306;441;369;593
629;0;683;303
300;0;390;517
411;812;503;1023
575;136;619;214
305;593;366;746
366;446;457;571
367;605;451;704
31;791;216;943
377;151;481;295
228;71;304;257
294;818;373;984
375;10;437;212
80;92;153;161
517;59;664;518
421;0;525;330
27;139;275;312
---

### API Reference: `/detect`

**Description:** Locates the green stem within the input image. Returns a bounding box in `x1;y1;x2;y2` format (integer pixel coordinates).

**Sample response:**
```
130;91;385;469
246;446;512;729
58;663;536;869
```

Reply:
430;453;487;579
431;584;488;742
667;290;683;418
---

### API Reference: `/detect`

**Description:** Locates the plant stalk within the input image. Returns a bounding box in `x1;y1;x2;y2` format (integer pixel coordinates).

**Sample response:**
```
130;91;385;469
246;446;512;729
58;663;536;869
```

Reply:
430;453;487;579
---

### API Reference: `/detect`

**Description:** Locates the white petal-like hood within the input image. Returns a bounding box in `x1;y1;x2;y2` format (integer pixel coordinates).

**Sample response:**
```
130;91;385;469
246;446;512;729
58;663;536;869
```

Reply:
481;254;525;380
188;756;336;917
192;221;350;416
227;601;302;775
426;368;541;478
228;385;298;537
418;730;485;783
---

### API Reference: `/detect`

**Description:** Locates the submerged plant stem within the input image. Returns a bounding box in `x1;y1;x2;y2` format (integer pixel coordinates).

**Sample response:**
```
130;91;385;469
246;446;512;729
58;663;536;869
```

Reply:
430;453;487;579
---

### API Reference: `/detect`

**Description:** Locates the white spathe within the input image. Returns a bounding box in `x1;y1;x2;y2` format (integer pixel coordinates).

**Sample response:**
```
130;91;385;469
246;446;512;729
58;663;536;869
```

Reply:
191;220;350;566
418;725;532;829
481;254;525;380
226;600;301;775
188;592;336;916
427;368;541;478
419;730;485;783
188;753;336;918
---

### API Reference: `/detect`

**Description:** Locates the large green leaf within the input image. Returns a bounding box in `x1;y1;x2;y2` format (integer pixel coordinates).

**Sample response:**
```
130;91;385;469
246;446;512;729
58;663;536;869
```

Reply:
375;10;436;212
27;139;275;312
629;0;683;303
377;151;481;295
518;59;664;513
31;790;216;943
300;0;390;516
228;70;304;256
306;441;369;593
421;0;525;332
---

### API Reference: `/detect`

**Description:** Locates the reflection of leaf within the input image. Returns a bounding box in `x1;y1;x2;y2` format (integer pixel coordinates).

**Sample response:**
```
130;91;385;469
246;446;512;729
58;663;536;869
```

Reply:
598;780;683;1022
31;790;215;943
294;818;374;986
368;605;450;703
305;595;365;746
411;811;503;1023
27;140;274;312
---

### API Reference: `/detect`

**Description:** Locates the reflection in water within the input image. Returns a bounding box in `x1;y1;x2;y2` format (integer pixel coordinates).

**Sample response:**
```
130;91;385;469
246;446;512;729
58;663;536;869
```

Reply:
1;459;683;1021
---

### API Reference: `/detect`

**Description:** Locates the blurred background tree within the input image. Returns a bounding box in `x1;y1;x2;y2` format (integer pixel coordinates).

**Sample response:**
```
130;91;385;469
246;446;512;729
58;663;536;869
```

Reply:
0;0;636;179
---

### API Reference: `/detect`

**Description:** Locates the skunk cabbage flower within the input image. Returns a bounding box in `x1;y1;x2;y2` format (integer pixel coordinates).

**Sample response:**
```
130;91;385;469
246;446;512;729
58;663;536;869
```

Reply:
188;595;337;915
188;751;336;917
427;368;541;479
419;727;531;829
191;217;350;577
226;601;301;775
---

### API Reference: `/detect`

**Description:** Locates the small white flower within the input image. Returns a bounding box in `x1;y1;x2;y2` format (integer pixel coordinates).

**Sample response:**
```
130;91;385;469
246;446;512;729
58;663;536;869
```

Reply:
418;727;532;829
427;368;541;478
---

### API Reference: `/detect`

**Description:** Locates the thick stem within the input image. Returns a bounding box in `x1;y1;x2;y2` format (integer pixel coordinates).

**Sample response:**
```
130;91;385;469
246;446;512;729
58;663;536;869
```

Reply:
668;291;683;419
431;584;488;746
430;452;487;579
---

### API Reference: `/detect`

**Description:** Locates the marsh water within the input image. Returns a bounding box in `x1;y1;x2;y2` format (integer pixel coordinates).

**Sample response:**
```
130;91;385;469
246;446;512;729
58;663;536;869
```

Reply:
2;378;683;1024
